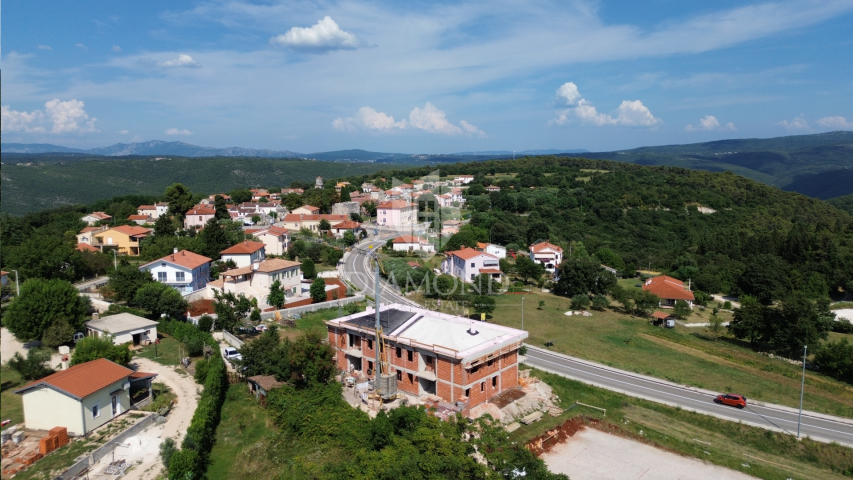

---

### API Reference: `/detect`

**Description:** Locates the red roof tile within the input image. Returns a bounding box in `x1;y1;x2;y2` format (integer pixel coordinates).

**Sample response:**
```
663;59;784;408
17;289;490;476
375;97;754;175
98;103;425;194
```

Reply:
447;247;496;261
103;225;152;237
221;241;265;255
187;207;216;216
479;268;502;274
377;200;414;210
393;235;426;244
530;242;563;254
141;250;212;270
643;275;695;301
16;358;134;399
331;220;361;229
76;243;100;252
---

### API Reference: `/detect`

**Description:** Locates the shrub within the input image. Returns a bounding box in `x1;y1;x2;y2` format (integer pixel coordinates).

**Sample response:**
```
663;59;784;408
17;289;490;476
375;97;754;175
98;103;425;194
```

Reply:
71;335;132;366
159;437;177;469
197;315;214;333
8;348;54;380
570;294;590;310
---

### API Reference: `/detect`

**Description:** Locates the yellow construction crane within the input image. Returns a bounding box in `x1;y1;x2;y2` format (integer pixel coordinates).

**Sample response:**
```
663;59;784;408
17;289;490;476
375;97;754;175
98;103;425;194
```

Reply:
366;249;397;402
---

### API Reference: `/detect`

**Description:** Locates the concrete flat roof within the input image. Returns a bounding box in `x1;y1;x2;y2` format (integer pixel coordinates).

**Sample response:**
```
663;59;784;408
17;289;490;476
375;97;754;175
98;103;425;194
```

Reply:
86;313;159;334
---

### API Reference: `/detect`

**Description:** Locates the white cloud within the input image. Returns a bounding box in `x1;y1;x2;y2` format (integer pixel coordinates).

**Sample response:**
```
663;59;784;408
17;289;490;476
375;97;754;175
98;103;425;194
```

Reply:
685;115;736;131
156;54;201;68
333;106;407;131
333;103;484;136
816;116;853;129
165;128;192;135
44;99;98;133
777;116;810;131
117;129;129;134
1;105;46;132
112;45;122;53
75;43;87;49
37;45;52;50
270;16;360;52
552;83;662;127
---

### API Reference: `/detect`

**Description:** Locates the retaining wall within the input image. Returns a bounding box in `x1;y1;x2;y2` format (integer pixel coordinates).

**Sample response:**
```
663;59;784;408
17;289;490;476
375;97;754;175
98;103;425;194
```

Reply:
57;412;157;479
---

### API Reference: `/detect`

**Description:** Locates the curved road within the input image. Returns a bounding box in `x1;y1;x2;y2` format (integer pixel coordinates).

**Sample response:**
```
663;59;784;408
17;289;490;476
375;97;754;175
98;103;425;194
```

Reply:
341;234;853;446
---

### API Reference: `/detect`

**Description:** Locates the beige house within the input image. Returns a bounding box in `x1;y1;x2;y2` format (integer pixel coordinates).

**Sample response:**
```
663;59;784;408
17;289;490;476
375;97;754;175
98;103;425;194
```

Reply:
252;226;290;256
281;214;348;232
92;225;152;256
86;313;159;346
77;226;107;245
15;358;157;436
291;205;321;215
209;258;302;308
221;241;266;267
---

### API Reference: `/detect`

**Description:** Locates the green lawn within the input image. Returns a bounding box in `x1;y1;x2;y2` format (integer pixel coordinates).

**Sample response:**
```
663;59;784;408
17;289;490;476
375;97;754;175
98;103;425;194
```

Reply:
520;367;853;480
135;335;184;366
1;366;25;426
484;290;852;417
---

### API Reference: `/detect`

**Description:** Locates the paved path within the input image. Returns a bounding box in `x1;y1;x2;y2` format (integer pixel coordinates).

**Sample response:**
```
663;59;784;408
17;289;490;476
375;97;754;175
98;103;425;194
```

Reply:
523;346;853;446
341;236;419;307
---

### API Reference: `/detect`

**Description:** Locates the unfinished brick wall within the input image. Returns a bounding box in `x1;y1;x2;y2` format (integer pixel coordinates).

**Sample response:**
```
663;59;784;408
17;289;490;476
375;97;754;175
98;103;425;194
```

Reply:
501;364;518;390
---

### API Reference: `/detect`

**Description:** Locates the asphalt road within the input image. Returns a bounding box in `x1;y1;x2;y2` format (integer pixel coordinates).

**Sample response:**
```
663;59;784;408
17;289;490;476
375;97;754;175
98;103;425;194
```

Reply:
340;234;853;446
524;346;853;446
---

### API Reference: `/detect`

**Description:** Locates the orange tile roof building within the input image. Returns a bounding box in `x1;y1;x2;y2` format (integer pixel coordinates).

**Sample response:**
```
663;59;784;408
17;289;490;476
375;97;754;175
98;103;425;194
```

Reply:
441;247;501;283
92;226;152;256
221;241;266;267
15;358;157;436
140;249;213;293
642;275;695;308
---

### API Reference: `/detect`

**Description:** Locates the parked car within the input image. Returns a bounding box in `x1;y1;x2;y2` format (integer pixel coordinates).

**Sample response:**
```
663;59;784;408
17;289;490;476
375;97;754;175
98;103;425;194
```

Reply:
223;347;242;362
256;324;268;332
714;393;747;409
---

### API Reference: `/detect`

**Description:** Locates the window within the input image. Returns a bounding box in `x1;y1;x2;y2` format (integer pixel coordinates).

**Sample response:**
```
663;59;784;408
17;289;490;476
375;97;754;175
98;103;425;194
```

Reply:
480;382;485;392
487;359;493;367
470;262;475;268
407;350;413;362
176;272;185;282
92;403;101;419
158;272;167;282
465;388;470;397
407;373;413;384
367;339;373;350
492;377;497;388
397;371;402;381
471;364;480;373
396;347;402;358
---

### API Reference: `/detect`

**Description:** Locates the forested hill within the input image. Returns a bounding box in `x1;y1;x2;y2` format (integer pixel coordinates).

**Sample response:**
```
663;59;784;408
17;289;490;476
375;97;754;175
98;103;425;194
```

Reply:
829;193;853;215
580;131;853;199
347;156;853;299
0;157;400;216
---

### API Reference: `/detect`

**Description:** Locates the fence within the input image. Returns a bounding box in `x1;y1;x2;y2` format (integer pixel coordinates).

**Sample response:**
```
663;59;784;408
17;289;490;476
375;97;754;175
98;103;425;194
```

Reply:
259;294;365;321
57;412;158;479
222;330;244;348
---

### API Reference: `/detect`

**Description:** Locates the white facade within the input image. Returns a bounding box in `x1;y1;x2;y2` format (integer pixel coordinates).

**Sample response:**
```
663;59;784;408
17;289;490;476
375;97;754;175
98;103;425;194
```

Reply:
86;313;159;346
441;248;500;282
19;378;130;436
155;203;169;218
139;251;212;293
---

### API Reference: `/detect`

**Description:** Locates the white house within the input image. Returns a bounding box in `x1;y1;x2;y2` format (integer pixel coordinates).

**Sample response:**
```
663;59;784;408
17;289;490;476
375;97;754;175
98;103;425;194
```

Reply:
477;242;506;259
392;235;435;253
76;226;107;245
252;226;290;256
86;313;159;346
15;358;157;436
81;212;112;226
220;241;264;267
441;247;501;282
155;202;170;218
209;258;303;307
139;249;212;293
137;205;158;218
330;220;362;238
529;242;563;272
292;205;321;215
453;175;475;185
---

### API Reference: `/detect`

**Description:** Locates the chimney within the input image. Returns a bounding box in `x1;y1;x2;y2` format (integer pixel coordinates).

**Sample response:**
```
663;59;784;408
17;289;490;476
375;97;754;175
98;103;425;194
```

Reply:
92;312;100;321
252;262;259;271
174;247;179;254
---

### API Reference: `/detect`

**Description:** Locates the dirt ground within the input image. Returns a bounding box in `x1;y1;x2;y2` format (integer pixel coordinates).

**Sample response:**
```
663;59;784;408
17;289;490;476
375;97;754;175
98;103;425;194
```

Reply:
1;327;34;365
86;358;202;480
541;427;755;480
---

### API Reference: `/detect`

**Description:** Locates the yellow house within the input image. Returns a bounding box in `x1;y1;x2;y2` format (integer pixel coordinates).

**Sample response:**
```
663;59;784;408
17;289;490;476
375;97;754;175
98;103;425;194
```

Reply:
15;358;157;436
92;225;152;256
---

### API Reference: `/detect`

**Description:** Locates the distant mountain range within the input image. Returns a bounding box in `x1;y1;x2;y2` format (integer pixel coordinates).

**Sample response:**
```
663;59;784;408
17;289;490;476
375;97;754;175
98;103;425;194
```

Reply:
1;140;300;158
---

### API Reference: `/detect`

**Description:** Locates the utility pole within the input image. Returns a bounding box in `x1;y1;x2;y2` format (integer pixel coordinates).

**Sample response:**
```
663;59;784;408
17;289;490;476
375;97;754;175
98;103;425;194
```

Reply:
374;255;381;392
521;296;526;331
12;270;20;297
798;345;807;438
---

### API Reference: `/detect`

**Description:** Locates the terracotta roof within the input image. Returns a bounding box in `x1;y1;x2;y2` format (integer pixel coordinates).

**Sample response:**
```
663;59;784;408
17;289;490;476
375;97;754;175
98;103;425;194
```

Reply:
187;299;216;316
79;226;103;233
447;247;496;261
207;278;226;288
103;225;152;237
129;371;158;380
377;200;414;210
76;243;100;252
141;250;212;270
85;211;112;220
255;258;301;273
16;358;134;400
137;205;156;210
282;214;348;222
652;311;673;320
248;375;284;391
393;235;427;244
220;266;254;277
643;275;695;301
331;220;361;229
479;268;502;274
187;207;216;216
221;241;265;255
299;205;320;212
530;242;563;254
407;262;422;268
127;215;151;221
265;226;290;236
1;271;8;276
244;228;263;235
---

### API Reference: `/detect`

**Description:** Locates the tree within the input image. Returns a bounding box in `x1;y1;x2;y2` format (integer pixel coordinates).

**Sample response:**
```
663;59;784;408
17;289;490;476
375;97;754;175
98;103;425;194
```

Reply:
109;265;153;303
214;195;229;220
362;200;377;218
198;217;231;259
8;349;54;380
71;335;132;366
5;278;90;342
707;313;724;341
318;219;331;233
239;326;286;378
267;280;286;309
283;193;303;211
728;295;768;345
310;277;327;303
673;300;691;320
230;188;252;204
814;338;853;383
768;292;834;358
515;255;545;284
164;183;195;222
134;282;188;318
250;308;262;324
41;318;76;348
553;257;617;298
632;290;660;317
471;273;500;295
213;291;253;333
570;294;590;310
302;258;316;279
594;247;625;271
538;300;545;310
737;253;787;305
153;214;177;237
340;187;351;202
472;295;496;317
198;315;214;332
287;331;336;386
591;294;610;311
342;231;357;247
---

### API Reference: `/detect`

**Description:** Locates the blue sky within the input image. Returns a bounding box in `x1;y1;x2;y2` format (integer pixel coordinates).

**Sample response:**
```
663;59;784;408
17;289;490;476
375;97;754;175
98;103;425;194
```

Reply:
2;0;852;153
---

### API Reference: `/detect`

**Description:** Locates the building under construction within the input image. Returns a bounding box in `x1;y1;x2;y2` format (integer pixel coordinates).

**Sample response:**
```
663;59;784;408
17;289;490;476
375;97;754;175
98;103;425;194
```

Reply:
325;303;528;410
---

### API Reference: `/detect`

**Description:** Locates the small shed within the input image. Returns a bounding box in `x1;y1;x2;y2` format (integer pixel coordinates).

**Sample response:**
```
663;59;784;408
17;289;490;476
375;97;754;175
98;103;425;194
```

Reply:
652;311;676;328
86;313;159;346
247;375;284;404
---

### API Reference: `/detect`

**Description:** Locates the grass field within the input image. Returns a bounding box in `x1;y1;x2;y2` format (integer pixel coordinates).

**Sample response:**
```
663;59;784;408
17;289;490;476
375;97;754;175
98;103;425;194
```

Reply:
422;289;853;417
518;367;853;480
1;366;25;426
135;335;185;366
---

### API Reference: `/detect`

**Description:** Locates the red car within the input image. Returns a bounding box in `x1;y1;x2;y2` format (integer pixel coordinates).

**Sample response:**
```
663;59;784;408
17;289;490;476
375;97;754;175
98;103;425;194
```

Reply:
714;393;747;409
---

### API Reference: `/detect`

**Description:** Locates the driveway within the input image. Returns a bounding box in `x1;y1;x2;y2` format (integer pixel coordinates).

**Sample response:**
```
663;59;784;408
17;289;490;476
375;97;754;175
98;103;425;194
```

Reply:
1;327;39;365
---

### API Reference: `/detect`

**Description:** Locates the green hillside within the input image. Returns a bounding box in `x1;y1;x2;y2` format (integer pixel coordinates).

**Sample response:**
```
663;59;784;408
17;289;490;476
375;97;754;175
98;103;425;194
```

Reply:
829;193;853;215
0;156;399;215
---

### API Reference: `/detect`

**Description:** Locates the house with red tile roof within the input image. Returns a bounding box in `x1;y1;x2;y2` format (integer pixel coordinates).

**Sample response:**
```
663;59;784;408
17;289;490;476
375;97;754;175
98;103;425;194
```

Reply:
643;275;695;309
392;235;435;253
81;211;112;226
15;358;157;436
92;226;152;256
184;206;216;229
137;205;158;218
76;243;100;253
210;258;303;307
76;226;107;245
281;213;349;232
140;249;213;293
529;242;563;272
221;241;266;267
377;200;417;227
252;226;291;256
292;205;321;215
441;247;502;283
127;214;154;225
330;220;362;238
